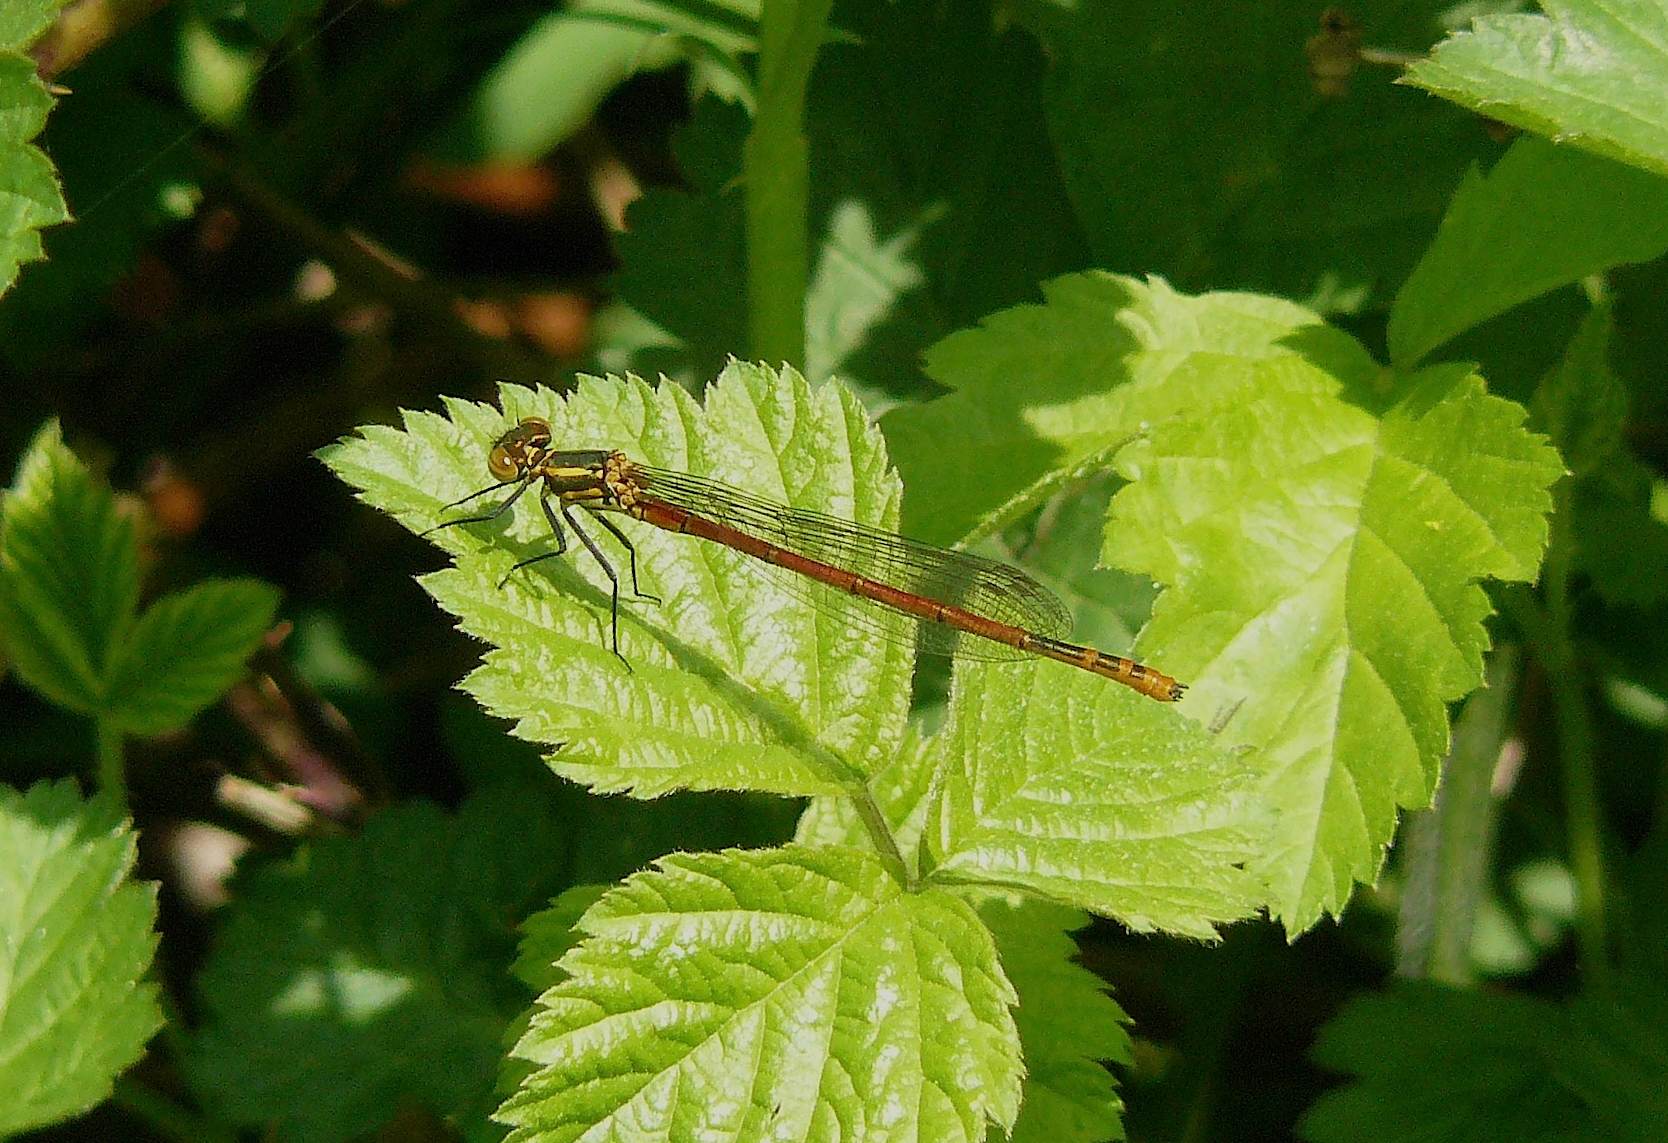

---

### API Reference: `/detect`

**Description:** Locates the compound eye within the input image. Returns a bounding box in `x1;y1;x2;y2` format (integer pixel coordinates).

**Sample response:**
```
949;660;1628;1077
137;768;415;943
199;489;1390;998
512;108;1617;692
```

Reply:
517;416;552;445
487;445;519;481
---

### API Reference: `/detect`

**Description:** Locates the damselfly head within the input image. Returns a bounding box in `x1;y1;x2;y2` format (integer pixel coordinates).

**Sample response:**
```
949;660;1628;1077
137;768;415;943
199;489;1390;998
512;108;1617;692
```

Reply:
487;417;553;481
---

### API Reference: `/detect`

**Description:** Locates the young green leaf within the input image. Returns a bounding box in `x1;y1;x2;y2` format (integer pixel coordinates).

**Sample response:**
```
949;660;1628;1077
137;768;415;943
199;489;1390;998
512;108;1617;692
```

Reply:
0;779;161;1137
922;660;1264;939
979;898;1132;1143
1110;357;1563;928
321;362;914;800
498;845;1022;1143
188;787;568;1143
799;774;1137;1140
881;272;1378;546
1;420;277;733
1405;0;1668;180
0;420;140;713
0;12;70;297
1388;137;1668;366
105;578;280;734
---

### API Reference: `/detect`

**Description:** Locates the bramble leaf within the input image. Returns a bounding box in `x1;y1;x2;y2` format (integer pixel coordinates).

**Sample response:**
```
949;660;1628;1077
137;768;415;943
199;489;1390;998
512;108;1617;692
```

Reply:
498;846;1022;1143
321;362;913;800
105;579;280;734
1111;356;1562;927
881;272;1375;546
0;7;70;298
0;779;161;1137
1;420;276;732
1405;0;1668;179
1389;136;1668;366
187;787;567;1143
979;898;1132;1143
0;420;139;713
923;660;1264;939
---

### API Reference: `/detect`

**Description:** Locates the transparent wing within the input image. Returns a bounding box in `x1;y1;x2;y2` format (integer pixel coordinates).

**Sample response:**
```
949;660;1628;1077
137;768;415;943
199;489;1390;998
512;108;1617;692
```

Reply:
628;464;1072;661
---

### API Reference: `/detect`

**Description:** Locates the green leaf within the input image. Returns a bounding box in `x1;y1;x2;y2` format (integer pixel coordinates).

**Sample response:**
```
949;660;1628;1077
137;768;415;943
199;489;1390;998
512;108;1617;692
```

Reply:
1302;978;1668;1141
187;787;568;1143
1388;137;1668;366
0;0;71;48
922;661;1264;939
606;3;1087;401
431;1;758;163
1110;357;1562;928
1531;299;1627;479
321;363;914;799
1017;0;1493;309
0;420;139;713
0;80;193;369
0;44;68;303
104;579;280;734
0;779;162;1137
882;272;1375;546
979;898;1131;1143
1531;301;1668;606
511;884;611;995
1404;0;1668;179
497;845;1022;1143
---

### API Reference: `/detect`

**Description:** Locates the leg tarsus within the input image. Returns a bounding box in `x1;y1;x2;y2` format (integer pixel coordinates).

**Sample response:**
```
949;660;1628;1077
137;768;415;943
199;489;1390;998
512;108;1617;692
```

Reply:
590;511;660;604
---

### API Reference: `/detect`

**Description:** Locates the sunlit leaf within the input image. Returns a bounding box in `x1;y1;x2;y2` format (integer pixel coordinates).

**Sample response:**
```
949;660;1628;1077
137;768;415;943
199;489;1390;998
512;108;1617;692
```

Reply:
923;660;1264;939
0;780;161;1137
1405;0;1668;179
322;362;912;800
498;846;1022;1143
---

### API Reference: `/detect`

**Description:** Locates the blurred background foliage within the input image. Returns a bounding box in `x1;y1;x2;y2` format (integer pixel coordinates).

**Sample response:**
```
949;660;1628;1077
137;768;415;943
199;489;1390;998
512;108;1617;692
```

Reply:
4;0;1667;1139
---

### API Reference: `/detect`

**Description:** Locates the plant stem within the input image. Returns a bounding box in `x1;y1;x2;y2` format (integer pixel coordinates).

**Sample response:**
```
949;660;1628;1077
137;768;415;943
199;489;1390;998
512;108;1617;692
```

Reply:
1395;646;1518;985
96;717;127;809
743;0;833;368
851;786;912;888
1498;492;1609;984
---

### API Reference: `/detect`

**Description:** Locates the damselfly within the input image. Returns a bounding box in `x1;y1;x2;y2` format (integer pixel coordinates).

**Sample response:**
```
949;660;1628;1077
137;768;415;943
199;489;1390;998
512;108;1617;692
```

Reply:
424;417;1186;702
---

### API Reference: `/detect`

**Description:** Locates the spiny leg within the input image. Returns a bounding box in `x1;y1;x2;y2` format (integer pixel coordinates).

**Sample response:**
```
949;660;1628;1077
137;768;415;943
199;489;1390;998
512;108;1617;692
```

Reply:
419;478;530;538
494;487;571;587
561;500;630;668
588;510;661;603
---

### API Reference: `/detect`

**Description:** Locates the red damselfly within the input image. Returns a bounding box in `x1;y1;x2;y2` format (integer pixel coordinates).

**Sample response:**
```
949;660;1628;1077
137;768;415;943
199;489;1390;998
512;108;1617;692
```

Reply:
424;417;1186;701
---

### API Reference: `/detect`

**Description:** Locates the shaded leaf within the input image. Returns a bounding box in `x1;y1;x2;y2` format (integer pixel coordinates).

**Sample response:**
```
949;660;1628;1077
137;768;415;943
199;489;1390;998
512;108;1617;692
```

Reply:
188;787;568;1143
1019;0;1493;309
1303;978;1668;1142
979;898;1132;1143
1389;137;1668;366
